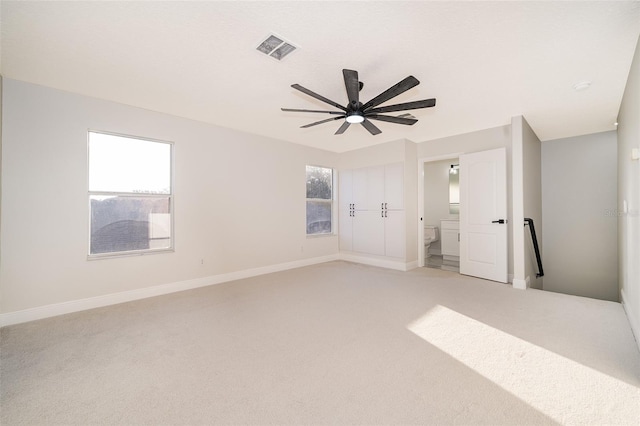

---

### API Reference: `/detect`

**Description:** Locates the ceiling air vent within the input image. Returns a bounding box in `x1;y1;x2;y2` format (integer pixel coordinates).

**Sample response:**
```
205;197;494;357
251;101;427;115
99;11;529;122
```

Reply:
256;34;298;61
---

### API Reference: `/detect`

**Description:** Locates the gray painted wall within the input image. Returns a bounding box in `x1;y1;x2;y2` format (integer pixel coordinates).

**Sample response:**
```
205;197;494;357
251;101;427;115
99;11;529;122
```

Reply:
542;131;618;301
617;33;640;345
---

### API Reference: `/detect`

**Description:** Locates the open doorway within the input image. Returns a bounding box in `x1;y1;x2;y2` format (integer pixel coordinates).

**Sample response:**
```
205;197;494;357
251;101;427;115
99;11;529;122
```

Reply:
418;155;461;271
419;149;509;283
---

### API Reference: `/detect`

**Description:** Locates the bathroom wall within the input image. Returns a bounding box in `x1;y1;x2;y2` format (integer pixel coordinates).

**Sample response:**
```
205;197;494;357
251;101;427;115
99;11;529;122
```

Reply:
542;131;618;301
423;158;458;254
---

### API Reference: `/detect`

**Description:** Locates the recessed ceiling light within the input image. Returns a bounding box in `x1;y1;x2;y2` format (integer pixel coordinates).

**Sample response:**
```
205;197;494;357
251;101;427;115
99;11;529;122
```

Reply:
572;81;591;91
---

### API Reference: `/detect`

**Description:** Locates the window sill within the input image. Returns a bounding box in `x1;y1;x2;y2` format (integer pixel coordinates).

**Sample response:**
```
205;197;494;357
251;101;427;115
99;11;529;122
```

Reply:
306;233;336;239
87;248;175;261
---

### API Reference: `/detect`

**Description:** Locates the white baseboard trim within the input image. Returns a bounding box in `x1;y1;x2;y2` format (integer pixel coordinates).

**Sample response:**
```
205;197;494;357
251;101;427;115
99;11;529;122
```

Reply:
338;253;416;272
512;278;528;290
405;260;420;271
621;288;640;351
0;254;339;328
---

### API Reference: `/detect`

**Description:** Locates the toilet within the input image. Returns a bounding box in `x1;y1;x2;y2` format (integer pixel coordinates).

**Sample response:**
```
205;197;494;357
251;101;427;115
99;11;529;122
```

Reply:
424;225;439;258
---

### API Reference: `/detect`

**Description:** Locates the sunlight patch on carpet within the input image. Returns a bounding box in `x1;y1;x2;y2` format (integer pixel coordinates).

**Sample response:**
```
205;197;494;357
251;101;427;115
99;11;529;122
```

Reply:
407;305;640;424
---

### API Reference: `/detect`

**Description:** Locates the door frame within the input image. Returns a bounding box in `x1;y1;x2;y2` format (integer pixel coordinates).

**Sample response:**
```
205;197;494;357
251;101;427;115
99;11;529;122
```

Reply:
417;153;464;267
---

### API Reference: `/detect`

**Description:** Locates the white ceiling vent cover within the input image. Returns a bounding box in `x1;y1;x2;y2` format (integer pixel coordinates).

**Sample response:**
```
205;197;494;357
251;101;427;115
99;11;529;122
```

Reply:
256;34;298;61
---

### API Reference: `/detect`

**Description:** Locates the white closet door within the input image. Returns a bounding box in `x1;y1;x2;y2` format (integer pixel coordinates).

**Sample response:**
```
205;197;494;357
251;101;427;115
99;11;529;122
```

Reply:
338;169;354;251
384;210;405;258
353;210;385;256
352;168;368;210
339;209;353;252
384;163;404;210
366;166;385;211
339;170;353;210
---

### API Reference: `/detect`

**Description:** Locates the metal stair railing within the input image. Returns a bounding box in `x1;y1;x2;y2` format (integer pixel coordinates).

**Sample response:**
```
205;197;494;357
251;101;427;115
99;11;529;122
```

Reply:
524;218;544;278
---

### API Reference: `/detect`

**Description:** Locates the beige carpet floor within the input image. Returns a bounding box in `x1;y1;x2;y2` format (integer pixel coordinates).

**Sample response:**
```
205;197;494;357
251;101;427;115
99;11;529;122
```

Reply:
1;261;639;425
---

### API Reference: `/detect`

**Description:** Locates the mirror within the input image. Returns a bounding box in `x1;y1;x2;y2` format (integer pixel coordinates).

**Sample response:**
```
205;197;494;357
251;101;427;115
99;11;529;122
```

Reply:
449;164;460;214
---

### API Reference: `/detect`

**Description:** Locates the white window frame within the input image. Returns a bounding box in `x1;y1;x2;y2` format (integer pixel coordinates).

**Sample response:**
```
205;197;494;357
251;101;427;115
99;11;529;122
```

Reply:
87;130;175;259
305;165;335;237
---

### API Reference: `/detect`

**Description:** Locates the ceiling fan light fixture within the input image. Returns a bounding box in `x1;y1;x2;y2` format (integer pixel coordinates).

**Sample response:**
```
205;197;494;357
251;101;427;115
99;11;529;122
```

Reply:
346;113;364;124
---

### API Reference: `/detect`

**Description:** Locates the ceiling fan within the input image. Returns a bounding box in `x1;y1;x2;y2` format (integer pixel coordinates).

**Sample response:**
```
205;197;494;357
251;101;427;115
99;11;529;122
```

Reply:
281;69;436;135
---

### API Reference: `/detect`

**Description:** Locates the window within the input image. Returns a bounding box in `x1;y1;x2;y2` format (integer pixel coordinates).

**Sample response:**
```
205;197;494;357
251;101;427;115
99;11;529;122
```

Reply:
306;165;333;235
88;131;173;257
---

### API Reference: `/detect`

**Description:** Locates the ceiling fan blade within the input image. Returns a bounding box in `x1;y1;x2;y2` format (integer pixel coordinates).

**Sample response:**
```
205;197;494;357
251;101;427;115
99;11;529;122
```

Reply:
361;119;382;135
335;121;350;135
292;84;347;112
301;116;345;128
361;75;420;111
365;114;418;125
366;98;436;114
343;69;360;108
281;108;344;115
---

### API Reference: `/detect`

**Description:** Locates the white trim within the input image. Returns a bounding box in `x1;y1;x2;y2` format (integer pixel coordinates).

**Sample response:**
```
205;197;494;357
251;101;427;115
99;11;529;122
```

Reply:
0;254;339;327
621;288;640;351
417;153;463;267
339;252;416;271
511;116;526;287
87;131;175;258
512;278;528;290
405;260;420;271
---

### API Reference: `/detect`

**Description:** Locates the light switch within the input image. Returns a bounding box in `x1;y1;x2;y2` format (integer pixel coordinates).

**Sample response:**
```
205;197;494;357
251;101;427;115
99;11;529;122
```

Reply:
632;148;640;160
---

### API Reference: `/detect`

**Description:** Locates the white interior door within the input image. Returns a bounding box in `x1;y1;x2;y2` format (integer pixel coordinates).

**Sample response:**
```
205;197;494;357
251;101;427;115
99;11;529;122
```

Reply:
460;148;508;283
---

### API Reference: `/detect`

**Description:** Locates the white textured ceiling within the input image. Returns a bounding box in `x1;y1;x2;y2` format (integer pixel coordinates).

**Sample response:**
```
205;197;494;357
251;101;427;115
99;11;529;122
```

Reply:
2;1;639;152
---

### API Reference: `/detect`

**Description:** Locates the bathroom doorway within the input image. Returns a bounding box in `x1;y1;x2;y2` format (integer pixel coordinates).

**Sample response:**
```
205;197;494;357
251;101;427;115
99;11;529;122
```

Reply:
419;155;461;272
